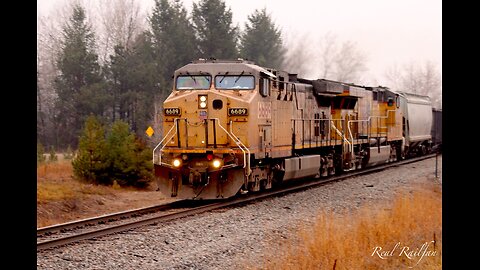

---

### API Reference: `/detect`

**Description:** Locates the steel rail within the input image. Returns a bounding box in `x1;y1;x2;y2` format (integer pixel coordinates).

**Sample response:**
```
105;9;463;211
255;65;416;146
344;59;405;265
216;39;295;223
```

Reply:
37;153;438;251
37;200;192;236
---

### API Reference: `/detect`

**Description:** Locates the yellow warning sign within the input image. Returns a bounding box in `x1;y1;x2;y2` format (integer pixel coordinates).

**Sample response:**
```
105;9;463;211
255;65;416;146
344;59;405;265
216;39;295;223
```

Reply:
146;126;154;137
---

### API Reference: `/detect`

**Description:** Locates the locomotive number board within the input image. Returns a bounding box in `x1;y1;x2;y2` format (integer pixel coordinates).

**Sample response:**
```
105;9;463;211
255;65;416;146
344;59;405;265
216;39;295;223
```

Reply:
228;108;248;116
164;108;181;116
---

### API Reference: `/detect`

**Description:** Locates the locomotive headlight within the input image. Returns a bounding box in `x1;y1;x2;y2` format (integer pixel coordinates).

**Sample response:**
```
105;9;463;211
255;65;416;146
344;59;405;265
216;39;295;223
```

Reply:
199;95;207;108
172;158;182;167
212;159;222;168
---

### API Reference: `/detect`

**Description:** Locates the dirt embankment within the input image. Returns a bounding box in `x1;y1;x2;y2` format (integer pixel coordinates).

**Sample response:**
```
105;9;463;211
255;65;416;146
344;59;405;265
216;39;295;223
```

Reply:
37;160;176;228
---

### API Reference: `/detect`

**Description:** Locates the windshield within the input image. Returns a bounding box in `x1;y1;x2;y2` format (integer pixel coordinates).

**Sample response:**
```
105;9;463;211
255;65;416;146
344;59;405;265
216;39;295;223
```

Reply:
215;75;255;90
176;75;211;90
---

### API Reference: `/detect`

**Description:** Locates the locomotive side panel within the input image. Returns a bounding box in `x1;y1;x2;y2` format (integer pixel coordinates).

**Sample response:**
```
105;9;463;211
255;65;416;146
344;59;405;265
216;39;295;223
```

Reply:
271;93;293;158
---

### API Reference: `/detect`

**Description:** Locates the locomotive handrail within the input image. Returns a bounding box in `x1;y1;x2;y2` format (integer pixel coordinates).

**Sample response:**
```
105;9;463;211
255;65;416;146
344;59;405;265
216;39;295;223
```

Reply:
291;117;344;147
347;109;397;145
153;118;251;174
216;119;250;175
227;120;250;171
153;118;180;165
331;120;353;154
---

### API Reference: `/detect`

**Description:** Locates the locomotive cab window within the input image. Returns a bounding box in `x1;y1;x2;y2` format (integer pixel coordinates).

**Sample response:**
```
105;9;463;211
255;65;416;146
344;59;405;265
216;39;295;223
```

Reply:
378;91;384;102
176;75;211;90
215;75;255;90
259;78;270;97
387;97;394;106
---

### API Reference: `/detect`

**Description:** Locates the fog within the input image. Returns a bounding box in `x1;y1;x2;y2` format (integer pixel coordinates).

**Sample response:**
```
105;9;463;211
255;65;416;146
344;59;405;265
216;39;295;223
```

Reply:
37;0;441;86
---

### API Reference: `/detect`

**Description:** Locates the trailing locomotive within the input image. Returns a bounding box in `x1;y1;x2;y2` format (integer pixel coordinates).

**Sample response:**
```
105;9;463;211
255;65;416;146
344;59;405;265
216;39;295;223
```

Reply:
153;59;436;200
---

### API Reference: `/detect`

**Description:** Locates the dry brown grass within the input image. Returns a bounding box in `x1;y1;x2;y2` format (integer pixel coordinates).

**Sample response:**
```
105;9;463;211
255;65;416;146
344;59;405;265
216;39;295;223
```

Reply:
37;160;73;181
37;160;112;203
258;183;442;270
36;159;171;228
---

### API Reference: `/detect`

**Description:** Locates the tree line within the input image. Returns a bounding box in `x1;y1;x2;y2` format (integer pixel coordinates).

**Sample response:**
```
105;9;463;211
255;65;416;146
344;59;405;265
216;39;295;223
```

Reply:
37;0;287;151
37;0;441;152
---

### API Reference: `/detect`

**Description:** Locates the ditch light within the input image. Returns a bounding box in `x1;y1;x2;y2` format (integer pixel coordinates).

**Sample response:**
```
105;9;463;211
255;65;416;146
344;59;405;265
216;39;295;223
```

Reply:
212;159;222;168
172;158;182;167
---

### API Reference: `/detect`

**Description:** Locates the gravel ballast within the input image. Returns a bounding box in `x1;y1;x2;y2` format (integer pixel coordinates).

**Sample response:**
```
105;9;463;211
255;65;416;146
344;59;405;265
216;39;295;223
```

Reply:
37;155;442;269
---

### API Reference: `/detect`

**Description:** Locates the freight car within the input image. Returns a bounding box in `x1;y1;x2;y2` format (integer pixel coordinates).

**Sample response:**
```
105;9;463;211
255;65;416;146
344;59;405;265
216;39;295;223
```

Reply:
396;91;434;157
153;59;436;200
431;108;442;152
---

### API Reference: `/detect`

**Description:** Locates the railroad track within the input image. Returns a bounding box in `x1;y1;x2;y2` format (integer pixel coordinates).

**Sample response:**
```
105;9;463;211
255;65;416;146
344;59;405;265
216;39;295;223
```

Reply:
37;153;439;251
37;199;200;237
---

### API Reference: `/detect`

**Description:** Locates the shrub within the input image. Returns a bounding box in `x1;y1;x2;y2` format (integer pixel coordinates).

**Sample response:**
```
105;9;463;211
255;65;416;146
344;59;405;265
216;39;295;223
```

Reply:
72;115;109;183
72;116;153;187
105;121;153;187
48;146;58;162
37;143;46;164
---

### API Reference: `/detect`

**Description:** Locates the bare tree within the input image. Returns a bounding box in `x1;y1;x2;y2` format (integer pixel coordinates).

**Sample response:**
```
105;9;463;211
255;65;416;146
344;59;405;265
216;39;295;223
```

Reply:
281;32;316;78
315;33;368;82
384;60;442;108
383;63;403;91
333;40;368;82
420;61;442;96
282;32;368;82
317;32;338;79
37;3;74;146
93;0;146;64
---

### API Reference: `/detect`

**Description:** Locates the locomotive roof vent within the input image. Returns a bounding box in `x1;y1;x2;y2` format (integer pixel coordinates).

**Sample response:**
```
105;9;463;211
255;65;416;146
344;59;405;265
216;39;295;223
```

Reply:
192;58;255;64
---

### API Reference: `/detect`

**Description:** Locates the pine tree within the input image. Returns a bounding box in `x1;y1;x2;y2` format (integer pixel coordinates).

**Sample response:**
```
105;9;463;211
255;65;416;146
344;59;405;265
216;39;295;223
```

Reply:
54;4;108;148
106;120;153;187
72;116;153;186
37;72;46;145
108;45;132;124
192;0;238;59
150;0;199;88
240;8;286;69
129;33;162;134
72;115;109;183
108;32;162;136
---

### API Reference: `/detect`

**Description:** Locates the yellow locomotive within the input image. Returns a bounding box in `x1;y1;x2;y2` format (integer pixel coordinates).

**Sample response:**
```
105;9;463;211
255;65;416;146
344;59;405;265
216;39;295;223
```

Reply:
153;59;432;199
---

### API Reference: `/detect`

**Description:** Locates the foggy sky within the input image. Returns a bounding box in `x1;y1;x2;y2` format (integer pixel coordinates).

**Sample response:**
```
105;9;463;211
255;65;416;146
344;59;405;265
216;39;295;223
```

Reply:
37;0;441;85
